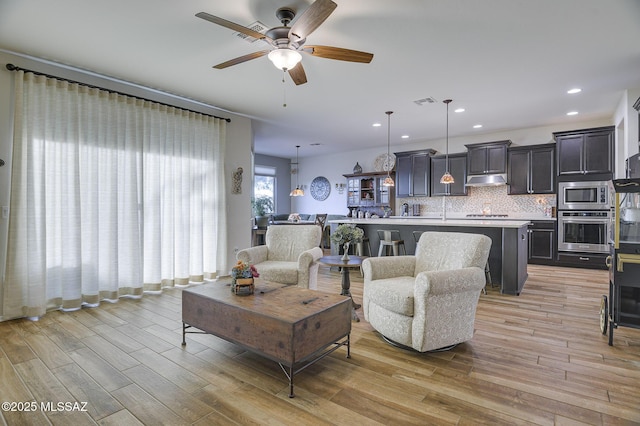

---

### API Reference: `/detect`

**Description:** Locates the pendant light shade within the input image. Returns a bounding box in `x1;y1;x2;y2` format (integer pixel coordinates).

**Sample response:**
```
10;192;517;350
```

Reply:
382;111;395;187
290;145;304;197
440;99;455;185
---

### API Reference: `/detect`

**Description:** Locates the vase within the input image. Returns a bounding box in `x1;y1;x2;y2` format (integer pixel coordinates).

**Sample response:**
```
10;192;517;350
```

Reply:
232;277;255;295
353;162;362;174
341;242;350;261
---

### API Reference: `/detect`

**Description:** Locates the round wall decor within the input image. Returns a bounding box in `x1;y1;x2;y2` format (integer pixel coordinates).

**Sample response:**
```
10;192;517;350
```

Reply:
374;153;396;172
310;176;331;201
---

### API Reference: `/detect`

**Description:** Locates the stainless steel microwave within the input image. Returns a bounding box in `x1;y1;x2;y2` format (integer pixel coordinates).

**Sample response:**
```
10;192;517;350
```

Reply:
558;180;610;210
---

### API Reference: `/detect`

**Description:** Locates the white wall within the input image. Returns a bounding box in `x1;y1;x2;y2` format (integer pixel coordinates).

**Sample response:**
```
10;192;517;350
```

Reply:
0;50;254;285
614;88;640;177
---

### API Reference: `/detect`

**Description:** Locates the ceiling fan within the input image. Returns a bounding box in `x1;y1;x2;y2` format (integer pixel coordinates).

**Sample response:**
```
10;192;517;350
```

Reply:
196;0;374;85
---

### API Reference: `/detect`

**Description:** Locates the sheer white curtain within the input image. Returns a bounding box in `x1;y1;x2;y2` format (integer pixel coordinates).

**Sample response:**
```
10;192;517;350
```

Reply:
2;71;227;320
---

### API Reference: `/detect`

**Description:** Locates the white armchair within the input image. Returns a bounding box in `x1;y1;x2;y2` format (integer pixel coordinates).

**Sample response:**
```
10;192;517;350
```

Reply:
362;231;491;352
236;225;323;289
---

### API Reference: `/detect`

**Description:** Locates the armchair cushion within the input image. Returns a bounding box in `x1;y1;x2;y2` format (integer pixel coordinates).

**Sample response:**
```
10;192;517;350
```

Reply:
236;225;322;289
364;276;415;316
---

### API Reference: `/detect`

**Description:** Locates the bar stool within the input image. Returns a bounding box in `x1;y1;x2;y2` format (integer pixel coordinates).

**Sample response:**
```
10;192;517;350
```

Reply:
355;236;372;257
355;235;372;277
377;230;406;256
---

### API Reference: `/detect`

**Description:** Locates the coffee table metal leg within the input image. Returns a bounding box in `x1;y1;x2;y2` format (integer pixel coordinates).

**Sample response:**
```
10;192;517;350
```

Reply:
288;365;295;398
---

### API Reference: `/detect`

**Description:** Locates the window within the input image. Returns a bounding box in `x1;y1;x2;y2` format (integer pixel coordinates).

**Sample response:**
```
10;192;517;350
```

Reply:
254;165;276;214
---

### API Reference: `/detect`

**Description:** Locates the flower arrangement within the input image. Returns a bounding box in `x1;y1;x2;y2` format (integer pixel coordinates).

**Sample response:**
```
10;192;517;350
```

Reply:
231;260;259;295
231;260;260;279
330;223;364;245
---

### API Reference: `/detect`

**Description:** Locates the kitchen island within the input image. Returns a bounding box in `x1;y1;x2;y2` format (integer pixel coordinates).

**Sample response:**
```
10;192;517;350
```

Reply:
329;217;530;295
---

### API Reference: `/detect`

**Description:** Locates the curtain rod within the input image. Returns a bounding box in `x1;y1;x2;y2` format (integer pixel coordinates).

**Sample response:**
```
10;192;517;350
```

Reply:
5;63;231;123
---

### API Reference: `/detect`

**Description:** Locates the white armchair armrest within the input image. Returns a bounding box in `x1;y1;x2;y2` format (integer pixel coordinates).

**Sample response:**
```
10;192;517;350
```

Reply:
296;246;324;289
298;246;323;270
414;267;486;297
236;245;268;265
362;256;416;281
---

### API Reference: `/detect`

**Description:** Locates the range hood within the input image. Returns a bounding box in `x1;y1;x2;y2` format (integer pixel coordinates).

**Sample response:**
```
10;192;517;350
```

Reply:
465;173;508;187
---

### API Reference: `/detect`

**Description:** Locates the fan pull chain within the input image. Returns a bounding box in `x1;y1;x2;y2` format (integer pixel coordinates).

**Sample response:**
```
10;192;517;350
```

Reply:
282;70;287;108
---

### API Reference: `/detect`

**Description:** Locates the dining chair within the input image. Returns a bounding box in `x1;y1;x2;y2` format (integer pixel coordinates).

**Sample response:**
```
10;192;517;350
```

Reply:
315;213;328;248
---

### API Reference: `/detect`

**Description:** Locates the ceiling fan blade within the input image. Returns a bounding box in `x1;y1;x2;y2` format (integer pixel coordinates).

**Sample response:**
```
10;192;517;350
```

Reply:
213;50;270;69
196;12;273;44
305;45;373;63
288;63;308;85
288;0;337;42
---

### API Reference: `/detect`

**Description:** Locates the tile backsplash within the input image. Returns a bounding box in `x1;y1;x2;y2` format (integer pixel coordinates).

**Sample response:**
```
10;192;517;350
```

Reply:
398;186;556;216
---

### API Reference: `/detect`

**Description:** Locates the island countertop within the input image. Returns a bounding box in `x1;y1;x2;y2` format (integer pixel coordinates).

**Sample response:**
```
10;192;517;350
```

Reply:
329;217;531;228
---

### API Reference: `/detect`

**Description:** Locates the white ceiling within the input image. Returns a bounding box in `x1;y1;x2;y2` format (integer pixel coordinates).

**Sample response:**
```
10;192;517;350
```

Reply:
1;0;639;159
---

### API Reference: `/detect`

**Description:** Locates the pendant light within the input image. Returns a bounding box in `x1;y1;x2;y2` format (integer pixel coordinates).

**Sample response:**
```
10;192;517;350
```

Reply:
290;145;304;197
440;99;455;184
382;111;395;187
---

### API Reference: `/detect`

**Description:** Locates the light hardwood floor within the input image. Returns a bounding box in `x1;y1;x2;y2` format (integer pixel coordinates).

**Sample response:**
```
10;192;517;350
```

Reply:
0;264;639;425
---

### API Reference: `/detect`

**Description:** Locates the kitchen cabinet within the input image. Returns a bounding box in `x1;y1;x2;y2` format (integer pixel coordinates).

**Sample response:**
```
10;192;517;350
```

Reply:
556;252;608;270
430;153;468;196
344;172;395;209
554;126;614;176
508;144;555;194
465;140;511;175
527;220;556;265
394;149;436;197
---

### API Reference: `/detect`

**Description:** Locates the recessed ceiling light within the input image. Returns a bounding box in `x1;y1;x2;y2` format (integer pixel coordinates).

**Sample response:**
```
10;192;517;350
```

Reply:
310;143;321;146
454;108;465;113
401;135;409;139
372;123;381;127
567;111;579;116
473;124;483;129
567;88;582;94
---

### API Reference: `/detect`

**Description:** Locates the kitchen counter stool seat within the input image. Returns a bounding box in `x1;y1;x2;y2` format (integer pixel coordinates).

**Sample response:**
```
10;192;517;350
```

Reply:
377;229;406;256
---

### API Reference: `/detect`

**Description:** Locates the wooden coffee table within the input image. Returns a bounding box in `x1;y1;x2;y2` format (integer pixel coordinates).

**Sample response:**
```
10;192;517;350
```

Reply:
181;280;351;397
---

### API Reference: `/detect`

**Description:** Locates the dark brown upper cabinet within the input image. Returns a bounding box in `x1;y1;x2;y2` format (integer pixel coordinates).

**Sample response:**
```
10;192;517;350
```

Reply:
430;153;468;196
395;149;436;197
554;126;614;176
508;144;556;195
465;140;511;175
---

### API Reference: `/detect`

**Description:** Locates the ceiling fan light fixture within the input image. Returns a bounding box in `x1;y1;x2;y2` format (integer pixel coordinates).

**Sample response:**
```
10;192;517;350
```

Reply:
268;48;302;70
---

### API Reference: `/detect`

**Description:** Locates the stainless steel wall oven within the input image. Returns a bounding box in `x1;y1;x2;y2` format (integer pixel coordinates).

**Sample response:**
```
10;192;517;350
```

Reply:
557;210;611;253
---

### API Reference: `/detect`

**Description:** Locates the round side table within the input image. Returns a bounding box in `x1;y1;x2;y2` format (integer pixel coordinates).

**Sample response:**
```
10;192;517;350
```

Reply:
319;255;364;322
